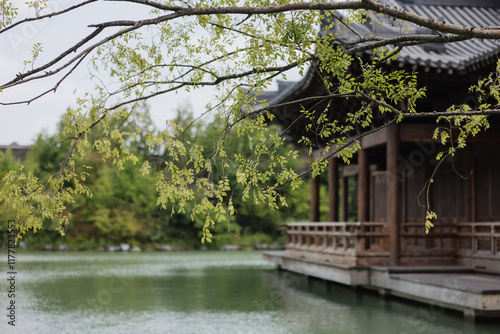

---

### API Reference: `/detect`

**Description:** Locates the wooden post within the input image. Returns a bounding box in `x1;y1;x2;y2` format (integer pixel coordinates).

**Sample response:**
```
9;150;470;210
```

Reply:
386;124;401;266
358;149;369;222
328;157;339;222
311;172;320;222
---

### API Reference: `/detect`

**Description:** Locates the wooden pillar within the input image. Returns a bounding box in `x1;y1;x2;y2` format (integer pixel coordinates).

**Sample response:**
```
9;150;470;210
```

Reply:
386;124;401;266
357;149;369;222
341;173;348;222
328;157;339;222
311;173;320;222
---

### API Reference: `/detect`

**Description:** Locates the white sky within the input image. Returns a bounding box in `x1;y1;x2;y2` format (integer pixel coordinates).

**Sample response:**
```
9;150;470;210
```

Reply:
0;0;300;145
0;1;203;145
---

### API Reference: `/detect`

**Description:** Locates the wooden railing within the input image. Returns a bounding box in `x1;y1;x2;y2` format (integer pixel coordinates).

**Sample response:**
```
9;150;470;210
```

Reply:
400;222;457;253
398;222;458;265
284;221;500;268
284;222;390;266
400;222;500;258
456;222;500;257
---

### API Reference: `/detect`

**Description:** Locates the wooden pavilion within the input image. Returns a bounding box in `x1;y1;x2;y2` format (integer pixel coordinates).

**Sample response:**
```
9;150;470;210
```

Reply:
263;0;500;320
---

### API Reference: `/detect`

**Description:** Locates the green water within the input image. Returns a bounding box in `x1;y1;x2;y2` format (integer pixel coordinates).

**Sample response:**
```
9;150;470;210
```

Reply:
0;251;498;333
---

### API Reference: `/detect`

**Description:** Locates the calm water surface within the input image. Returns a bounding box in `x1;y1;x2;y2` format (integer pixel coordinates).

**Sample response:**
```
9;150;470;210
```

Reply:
0;251;498;333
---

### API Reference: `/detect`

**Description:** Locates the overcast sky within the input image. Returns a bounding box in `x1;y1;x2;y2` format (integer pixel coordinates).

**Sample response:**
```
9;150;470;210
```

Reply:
1;0;299;146
0;1;202;145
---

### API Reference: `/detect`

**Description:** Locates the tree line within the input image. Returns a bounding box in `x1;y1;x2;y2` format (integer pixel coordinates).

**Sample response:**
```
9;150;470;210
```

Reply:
0;106;318;250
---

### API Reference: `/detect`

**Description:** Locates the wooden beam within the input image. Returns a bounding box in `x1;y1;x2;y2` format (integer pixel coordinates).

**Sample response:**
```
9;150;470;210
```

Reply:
399;124;436;142
358;149;369;222
342;164;359;177
400;123;500;144
386;124;401;266
360;127;388;149
328;157;339;222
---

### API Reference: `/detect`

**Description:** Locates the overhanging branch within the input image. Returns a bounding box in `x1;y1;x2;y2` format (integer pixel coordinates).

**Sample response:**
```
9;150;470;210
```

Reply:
402;109;500;118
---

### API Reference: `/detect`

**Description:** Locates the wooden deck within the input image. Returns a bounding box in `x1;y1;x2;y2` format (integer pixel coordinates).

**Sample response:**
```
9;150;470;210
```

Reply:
263;251;500;321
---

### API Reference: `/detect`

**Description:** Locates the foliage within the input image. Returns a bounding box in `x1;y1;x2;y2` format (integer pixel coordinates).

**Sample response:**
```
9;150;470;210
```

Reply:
160;108;306;243
1;106;307;248
1;0;500;241
0;149;20;235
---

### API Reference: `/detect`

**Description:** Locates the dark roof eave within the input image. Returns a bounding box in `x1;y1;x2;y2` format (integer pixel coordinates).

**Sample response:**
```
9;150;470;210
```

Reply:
266;65;319;107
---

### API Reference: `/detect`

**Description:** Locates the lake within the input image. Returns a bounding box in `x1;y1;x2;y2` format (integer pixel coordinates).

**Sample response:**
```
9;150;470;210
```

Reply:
0;251;498;333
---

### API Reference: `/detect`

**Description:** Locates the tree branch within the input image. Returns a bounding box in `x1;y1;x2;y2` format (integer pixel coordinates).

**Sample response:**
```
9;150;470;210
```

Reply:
104;0;183;11
104;59;308;112
0;0;98;36
84;1;500;40
3;0;498;103
402;109;500;118
344;34;468;54
0;51;90;106
1;27;105;89
361;0;500;39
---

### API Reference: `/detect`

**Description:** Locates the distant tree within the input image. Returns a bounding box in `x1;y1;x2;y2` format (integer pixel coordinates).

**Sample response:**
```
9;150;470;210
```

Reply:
0;149;20;180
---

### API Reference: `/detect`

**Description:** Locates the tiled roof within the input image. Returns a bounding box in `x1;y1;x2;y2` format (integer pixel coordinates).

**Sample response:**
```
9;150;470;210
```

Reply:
326;0;500;72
